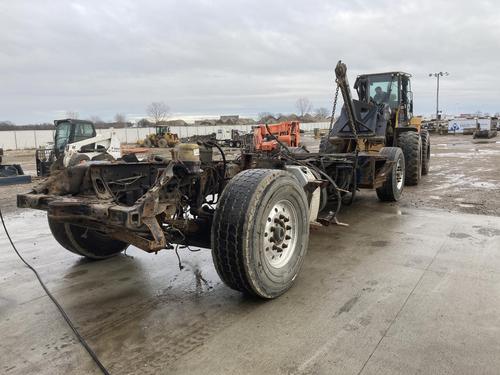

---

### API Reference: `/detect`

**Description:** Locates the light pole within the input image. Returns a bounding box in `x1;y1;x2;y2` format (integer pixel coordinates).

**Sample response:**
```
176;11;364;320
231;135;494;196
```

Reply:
429;72;449;120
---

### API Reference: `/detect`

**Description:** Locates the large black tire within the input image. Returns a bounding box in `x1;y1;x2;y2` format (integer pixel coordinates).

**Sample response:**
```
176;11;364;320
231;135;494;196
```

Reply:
212;169;309;299
397;131;422;186
420;129;431;175
376;147;405;202
48;217;128;259
158;138;169;148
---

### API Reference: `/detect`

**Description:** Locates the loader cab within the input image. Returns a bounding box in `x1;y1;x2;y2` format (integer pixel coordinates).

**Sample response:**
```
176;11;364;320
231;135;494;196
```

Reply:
53;119;96;157
155;125;171;136
354;72;413;126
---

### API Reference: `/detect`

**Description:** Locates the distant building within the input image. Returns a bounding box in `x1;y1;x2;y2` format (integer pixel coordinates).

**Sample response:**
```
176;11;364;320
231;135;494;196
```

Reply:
164;119;189;127
194;116;255;126
219;115;239;124
194;119;216;126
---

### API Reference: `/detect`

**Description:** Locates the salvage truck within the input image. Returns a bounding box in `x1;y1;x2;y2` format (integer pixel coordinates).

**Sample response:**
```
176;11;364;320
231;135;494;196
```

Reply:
17;61;430;299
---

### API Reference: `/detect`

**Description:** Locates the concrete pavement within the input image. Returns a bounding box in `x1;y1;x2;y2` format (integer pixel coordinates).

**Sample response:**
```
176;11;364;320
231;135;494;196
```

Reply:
1;193;500;374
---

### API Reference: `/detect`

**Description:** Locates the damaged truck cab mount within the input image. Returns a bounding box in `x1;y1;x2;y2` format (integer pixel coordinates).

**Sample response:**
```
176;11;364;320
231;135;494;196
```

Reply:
17;61;415;299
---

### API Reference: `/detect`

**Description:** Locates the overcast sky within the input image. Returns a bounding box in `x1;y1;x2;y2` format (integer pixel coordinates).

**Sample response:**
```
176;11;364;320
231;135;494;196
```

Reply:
1;0;499;124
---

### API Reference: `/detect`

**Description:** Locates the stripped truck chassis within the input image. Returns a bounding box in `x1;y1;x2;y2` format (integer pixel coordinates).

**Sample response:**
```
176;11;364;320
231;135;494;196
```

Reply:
17;61;411;298
17;144;400;298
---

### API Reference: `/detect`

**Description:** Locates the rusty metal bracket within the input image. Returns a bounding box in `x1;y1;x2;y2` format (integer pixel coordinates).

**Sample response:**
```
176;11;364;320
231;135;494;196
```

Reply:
142;217;167;251
90;167;114;200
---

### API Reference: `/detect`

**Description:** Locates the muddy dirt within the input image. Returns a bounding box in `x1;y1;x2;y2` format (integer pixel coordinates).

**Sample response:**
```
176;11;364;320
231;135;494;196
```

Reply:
401;135;500;216
302;133;499;217
1;133;499;216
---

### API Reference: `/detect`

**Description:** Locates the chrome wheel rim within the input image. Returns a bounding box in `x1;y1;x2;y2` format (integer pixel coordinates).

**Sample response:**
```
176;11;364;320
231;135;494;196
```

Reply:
263;199;298;268
396;159;404;190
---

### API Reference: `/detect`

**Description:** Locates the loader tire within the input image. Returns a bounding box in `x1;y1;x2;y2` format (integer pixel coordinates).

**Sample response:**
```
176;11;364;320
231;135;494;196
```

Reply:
158;138;169;148
397;131;422;186
143;138;153;148
48;217;128;260
420;129;431;175
212;169;309;299
376;147;405;202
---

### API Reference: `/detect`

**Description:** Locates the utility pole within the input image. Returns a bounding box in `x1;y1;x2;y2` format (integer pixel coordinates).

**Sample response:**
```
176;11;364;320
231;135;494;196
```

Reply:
429;72;449;120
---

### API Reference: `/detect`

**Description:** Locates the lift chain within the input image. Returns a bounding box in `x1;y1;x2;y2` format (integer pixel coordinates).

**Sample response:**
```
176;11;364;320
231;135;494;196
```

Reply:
328;81;340;134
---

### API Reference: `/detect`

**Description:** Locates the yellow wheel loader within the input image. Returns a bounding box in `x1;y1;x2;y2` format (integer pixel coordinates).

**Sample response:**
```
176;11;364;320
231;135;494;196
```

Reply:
139;125;180;148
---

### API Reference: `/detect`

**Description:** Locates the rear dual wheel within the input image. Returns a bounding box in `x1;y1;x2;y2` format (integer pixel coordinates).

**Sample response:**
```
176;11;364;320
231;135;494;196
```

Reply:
48;217;128;259
212;169;309;299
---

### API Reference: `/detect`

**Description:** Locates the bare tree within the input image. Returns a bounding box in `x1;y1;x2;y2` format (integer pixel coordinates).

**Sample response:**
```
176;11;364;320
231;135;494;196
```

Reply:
257;112;275;122
147;102;170;124
66;110;79;119
295;97;313;117
314;107;329;119
114;113;126;127
138;118;152;127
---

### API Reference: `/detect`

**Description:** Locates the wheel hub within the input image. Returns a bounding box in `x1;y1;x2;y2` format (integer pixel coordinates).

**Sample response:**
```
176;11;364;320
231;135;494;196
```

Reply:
263;200;298;268
273;224;286;244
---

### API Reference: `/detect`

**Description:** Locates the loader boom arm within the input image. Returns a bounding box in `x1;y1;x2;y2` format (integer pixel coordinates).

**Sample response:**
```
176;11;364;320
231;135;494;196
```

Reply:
334;61;363;138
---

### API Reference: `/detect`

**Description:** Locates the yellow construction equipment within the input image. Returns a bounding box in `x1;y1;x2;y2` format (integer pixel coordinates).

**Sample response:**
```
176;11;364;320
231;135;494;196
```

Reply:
139;125;180;148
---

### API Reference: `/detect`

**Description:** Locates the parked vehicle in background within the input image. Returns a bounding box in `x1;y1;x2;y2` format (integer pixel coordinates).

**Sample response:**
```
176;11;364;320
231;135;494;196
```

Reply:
139;125;180;148
36;119;121;176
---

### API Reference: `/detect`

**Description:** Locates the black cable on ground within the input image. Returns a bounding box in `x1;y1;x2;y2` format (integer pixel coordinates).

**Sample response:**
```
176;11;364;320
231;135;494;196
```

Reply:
0;208;110;375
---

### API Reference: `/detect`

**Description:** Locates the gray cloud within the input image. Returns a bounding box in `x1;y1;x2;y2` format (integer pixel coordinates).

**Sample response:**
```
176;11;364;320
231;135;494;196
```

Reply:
1;0;499;123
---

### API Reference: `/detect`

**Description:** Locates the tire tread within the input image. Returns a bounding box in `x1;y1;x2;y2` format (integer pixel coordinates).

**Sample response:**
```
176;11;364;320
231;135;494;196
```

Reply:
398;131;421;186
